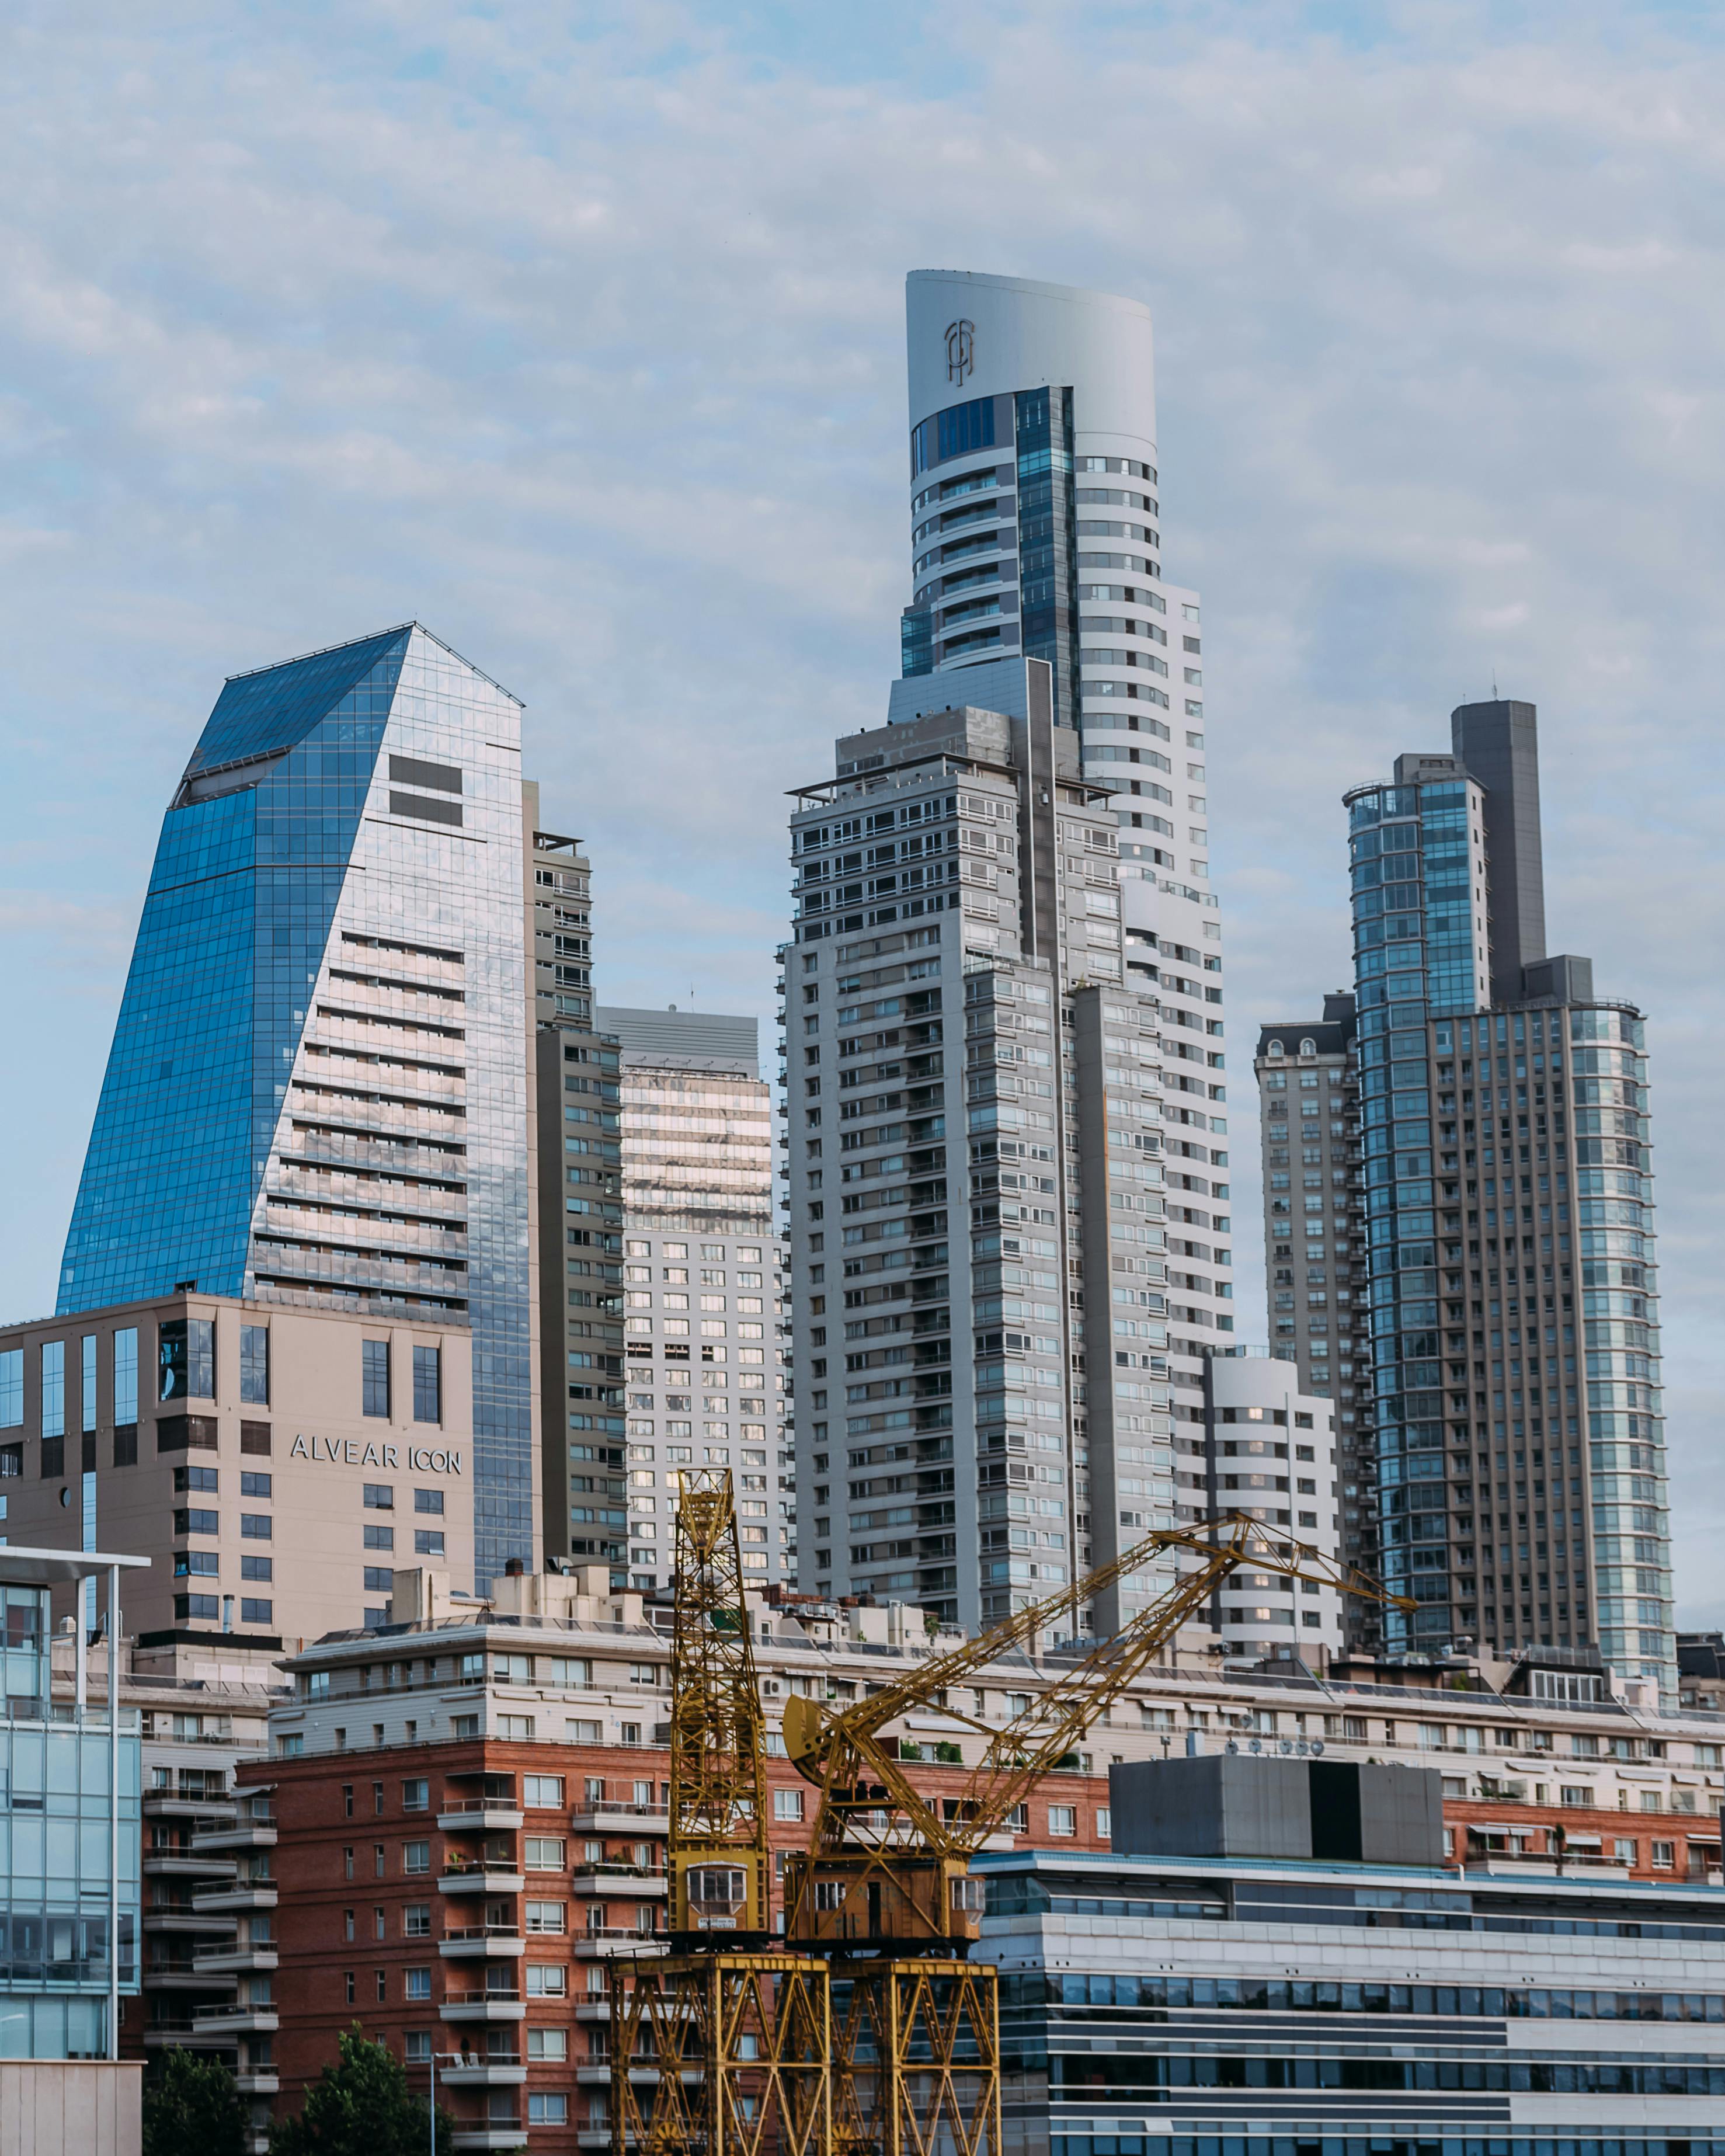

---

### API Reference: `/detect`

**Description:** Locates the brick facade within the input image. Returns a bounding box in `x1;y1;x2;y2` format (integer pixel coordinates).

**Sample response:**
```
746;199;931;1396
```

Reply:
245;1738;1107;2144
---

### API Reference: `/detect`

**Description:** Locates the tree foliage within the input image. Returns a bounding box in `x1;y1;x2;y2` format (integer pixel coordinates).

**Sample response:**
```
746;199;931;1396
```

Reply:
270;2024;460;2156
141;2046;248;2156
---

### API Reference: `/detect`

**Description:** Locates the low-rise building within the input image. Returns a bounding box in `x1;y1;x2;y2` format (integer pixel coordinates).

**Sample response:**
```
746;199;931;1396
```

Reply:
985;1754;1725;2152
0;1546;148;2156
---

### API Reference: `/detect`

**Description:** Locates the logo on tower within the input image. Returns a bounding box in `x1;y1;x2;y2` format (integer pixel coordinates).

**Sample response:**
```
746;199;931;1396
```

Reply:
945;319;975;384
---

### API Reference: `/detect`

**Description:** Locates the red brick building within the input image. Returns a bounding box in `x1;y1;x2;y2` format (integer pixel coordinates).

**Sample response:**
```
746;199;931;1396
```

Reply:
245;1734;1107;2148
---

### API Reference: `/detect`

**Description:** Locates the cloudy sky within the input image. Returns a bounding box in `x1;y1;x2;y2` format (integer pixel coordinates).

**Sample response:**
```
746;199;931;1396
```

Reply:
3;1;1720;1615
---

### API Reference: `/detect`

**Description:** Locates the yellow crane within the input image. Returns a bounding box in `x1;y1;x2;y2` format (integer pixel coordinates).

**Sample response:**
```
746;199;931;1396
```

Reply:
610;1470;829;2156
779;1517;1413;2156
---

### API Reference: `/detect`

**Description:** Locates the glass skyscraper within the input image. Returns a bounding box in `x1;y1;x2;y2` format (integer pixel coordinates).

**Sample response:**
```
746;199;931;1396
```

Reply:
57;624;535;1584
1344;704;1672;1694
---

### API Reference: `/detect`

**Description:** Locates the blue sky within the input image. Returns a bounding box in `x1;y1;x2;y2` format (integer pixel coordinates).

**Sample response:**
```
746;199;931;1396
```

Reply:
3;0;1722;1615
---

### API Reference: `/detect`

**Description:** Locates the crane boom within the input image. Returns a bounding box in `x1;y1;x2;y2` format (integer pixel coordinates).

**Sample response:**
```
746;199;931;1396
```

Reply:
782;1515;1412;1948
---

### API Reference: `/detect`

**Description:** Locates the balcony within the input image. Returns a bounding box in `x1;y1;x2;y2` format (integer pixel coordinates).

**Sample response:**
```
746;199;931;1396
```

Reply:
233;2072;280;2096
448;2130;524;2152
193;1945;279;1976
144;1962;236;1992
439;1928;526;1960
441;1989;526;2023
191;1818;277;1855
439;1800;525;1833
569;1803;668;1834
192;2001;280;2036
145;1852;237;1880
437;2058;527;2088
144;1907;232;1936
192;1880;277;1915
573;1928;666;1959
571;1867;665;1897
145;1789;232;1820
440;1866;526;1897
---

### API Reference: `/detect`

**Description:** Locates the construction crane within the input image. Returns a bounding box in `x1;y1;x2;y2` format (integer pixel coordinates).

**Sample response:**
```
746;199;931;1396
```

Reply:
779;1516;1413;2156
611;1470;829;2156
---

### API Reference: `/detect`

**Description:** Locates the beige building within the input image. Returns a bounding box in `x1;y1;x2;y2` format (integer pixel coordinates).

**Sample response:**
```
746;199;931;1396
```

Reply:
0;1294;473;1647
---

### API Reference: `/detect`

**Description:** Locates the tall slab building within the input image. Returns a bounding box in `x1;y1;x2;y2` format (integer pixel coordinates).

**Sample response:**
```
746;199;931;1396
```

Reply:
599;1007;788;1592
784;274;1231;1636
57;625;539;1587
1275;699;1672;1692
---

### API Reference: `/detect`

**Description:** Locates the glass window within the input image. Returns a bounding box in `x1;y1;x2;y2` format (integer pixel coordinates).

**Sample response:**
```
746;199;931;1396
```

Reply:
240;1326;270;1406
404;1968;432;2000
412;1345;441;1426
363;1485;394;1511
112;1331;137;1426
362;1340;391;1419
40;1343;65;1438
414;1489;443;1515
159;1318;214;1401
0;1351;20;1430
413;1530;444;1556
241;1598;273;1625
81;1337;97;1434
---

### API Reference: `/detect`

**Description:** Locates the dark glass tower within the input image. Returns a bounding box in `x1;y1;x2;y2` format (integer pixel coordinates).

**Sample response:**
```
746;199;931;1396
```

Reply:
1347;704;1671;1693
58;624;536;1585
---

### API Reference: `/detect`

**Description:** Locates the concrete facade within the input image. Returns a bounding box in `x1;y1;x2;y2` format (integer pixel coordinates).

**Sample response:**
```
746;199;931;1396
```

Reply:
0;1295;474;1646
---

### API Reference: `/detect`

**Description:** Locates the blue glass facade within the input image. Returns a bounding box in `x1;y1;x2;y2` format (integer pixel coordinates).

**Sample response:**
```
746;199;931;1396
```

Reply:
0;1583;140;2058
1348;754;1670;1689
58;625;535;1584
1350;777;1490;1647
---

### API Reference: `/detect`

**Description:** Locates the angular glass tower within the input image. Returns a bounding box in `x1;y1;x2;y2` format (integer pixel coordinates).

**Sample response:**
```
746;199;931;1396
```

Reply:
58;624;535;1583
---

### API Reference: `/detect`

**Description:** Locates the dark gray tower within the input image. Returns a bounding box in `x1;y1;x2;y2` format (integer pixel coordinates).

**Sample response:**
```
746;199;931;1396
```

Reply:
1451;699;1546;1005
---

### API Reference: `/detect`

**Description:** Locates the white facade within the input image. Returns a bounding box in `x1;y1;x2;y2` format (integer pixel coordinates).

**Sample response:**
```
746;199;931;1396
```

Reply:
1204;1357;1345;1660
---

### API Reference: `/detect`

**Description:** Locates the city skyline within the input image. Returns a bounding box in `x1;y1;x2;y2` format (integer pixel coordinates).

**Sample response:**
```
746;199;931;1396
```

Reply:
3;6;1722;1631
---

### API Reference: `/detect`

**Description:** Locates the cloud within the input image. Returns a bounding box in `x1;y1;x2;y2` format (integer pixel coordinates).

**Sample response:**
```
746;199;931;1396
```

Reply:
1;0;1721;1613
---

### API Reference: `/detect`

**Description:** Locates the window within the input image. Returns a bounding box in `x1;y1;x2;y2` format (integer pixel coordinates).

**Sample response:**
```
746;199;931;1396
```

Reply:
404;1968;432;2001
364;1484;394;1510
345;1972;355;2005
773;1789;805;1822
404;1903;430;1937
112;1331;137;1427
362;1340;391;1419
374;1845;385;1877
1097;1809;1111;1839
364;1568;394;1594
413;1344;441;1425
40;1342;64;1438
241;1557;272;1581
343;1908;356;1941
241;1598;273;1625
415;1489;443;1515
527;2029;568;2062
239;1325;270;1406
566;1719;601;1744
241;1513;272;1541
499;1714;535;1742
405;2032;432;2064
0;1351;19;1431
174;1553;219;1578
526;1901;567;1934
1048;1806;1077;1837
525;1964;567;1997
402;1779;429;1812
524;1775;565;1808
1560;1786;1591;1807
403;1842;430;1873
528;2095;569;2126
364;1524;395;1552
375;1970;387;2004
414;1530;445;1556
1651;1840;1676;1868
241;1472;272;1498
526;1837;567;1871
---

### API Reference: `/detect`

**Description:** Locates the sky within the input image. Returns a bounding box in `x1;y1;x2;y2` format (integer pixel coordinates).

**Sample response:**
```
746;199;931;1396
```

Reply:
2;0;1721;1615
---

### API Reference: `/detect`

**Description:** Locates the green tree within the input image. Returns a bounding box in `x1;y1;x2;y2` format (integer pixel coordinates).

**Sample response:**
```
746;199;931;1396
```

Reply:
270;2025;461;2156
141;2046;247;2156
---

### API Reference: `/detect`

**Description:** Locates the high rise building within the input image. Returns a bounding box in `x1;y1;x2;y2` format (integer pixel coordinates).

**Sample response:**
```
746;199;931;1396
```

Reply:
1252;993;1382;1622
1339;701;1671;1691
900;272;1226;1201
788;665;1209;1637
528;812;627;1578
599;1007;787;1592
55;625;537;1588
